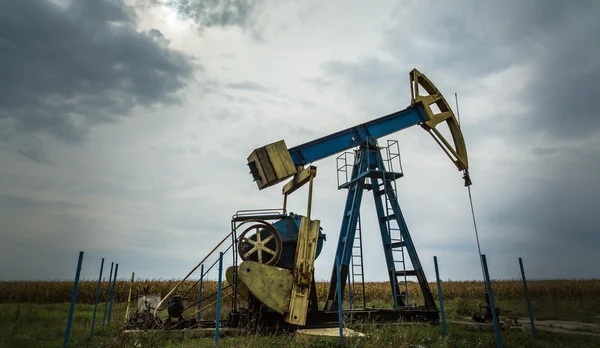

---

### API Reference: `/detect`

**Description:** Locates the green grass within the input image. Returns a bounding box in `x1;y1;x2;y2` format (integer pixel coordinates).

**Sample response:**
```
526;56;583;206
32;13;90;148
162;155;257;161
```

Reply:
1;299;600;348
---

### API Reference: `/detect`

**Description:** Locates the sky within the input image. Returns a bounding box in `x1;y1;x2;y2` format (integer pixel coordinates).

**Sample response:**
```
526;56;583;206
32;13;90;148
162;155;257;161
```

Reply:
1;0;599;284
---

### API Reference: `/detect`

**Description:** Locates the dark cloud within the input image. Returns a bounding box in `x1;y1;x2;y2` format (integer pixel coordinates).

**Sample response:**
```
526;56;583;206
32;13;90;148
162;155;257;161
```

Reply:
0;193;88;214
384;0;600;140
226;81;270;92
0;0;195;161
17;141;55;165
148;0;261;29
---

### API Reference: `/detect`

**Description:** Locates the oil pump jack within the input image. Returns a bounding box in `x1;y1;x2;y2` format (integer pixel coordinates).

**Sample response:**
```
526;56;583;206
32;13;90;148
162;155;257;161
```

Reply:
228;68;471;328
151;68;471;331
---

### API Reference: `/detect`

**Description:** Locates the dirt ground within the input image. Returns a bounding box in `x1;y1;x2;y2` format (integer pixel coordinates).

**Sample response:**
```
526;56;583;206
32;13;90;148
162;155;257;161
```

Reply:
450;317;600;337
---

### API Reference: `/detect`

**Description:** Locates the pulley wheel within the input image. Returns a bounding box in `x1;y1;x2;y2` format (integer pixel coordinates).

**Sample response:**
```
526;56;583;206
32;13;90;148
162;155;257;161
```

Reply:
237;221;282;266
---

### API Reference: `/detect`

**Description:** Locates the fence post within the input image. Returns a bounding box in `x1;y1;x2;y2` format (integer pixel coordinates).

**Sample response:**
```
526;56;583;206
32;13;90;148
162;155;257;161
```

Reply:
215;253;223;347
481;254;503;348
347;272;353;310
124;272;135;324
102;262;114;329
519;257;536;337
89;257;104;341
107;263;119;326
63;251;84;348
336;255;344;344
197;264;204;321
433;256;448;336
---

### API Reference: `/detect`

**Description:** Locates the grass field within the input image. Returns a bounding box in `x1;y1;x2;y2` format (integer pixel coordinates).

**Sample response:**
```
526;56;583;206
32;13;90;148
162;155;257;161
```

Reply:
1;279;599;347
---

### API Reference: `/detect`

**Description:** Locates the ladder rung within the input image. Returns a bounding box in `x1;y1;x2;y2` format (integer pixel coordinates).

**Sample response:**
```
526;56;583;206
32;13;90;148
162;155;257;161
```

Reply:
380;214;396;222
395;270;418;277
391;241;405;248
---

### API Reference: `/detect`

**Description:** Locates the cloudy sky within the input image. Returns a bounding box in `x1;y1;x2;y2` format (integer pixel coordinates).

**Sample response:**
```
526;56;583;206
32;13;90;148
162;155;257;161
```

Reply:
1;0;599;284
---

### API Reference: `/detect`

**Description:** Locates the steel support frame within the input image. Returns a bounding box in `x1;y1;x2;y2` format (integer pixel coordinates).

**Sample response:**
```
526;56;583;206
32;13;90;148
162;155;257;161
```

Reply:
324;139;437;312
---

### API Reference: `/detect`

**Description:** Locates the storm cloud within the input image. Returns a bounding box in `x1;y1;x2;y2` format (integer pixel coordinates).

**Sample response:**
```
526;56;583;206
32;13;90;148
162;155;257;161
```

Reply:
148;0;261;29
0;0;599;282
0;0;195;160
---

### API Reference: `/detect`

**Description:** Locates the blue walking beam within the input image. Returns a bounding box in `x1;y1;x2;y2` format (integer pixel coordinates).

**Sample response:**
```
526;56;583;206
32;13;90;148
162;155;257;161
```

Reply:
519;257;536;337
434;256;448;337
63;251;84;348
89;257;104;341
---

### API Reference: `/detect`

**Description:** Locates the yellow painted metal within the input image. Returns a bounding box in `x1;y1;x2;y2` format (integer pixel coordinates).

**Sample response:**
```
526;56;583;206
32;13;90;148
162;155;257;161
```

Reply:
410;69;469;171
247;140;298;190
282;165;317;195
237;261;293;315
285;217;320;326
225;266;249;301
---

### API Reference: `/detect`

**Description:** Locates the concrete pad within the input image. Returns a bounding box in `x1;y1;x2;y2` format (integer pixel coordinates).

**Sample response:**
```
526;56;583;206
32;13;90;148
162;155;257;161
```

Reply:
295;327;365;338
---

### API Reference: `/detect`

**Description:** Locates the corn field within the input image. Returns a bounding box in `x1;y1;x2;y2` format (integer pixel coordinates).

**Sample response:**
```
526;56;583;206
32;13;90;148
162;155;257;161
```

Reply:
0;279;598;304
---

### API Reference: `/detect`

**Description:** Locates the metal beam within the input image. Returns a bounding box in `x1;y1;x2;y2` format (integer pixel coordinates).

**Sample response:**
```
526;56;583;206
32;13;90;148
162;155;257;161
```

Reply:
288;105;427;166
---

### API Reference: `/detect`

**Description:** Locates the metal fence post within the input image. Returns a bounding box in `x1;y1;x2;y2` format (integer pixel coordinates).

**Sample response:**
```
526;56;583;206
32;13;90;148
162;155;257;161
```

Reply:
107;263;119;326
197;264;204;321
102;262;114;329
481;254;503;348
347;272;353;310
433;256;448;336
215;253;223;347
89;257;104;341
519;257;536;337
124;272;135;324
63;251;84;348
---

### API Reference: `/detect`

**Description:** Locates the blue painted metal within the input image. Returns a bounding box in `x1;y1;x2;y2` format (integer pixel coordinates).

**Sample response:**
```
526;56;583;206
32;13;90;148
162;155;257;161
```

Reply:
288;106;427;166
270;214;326;269
215;252;224;347
102;262;114;329
324;140;437;312
197;264;204;321
519;257;536;337
335;254;344;344
89;257;105;341
107;263;119;326
481;254;503;348
63;251;84;348
434;256;448;336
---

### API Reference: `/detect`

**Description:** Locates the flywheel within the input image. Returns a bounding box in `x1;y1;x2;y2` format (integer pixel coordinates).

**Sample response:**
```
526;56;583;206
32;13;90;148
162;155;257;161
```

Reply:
237;220;283;266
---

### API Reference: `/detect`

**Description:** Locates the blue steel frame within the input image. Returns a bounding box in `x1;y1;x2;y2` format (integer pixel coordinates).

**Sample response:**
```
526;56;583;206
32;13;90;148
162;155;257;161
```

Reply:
281;103;437;313
323;138;437;312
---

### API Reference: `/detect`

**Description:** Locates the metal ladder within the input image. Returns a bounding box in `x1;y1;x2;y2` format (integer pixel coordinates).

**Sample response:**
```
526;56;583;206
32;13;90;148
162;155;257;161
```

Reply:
349;214;366;308
335;149;367;310
382;141;410;308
